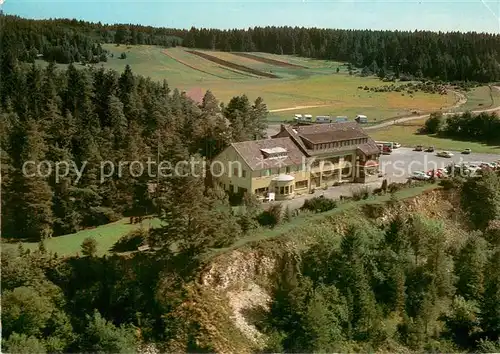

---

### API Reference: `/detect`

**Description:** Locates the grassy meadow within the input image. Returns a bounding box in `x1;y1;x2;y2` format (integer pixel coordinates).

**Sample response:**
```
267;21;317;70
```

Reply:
35;44;464;122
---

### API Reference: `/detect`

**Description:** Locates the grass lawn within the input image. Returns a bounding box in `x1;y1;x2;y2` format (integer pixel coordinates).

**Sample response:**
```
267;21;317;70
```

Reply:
1;217;163;257
369;118;500;154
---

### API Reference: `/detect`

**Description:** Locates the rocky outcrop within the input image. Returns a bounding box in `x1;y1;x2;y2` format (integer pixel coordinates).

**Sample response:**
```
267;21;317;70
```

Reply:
200;249;278;291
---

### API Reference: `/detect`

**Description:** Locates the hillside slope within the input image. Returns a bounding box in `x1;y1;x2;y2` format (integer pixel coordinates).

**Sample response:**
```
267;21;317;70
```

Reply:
167;187;470;352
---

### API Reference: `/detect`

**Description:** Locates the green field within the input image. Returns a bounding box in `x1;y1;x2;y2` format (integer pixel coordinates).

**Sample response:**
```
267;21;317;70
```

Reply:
370;118;500;154
37;44;460;122
2;218;163;257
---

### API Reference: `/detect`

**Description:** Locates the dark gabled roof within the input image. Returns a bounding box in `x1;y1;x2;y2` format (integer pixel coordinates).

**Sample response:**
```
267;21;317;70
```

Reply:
294;122;368;139
301;129;368;144
231;137;306;171
272;122;379;157
357;141;381;156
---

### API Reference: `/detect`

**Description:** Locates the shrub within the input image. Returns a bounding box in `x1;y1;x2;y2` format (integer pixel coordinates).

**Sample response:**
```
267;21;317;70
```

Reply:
301;196;337;213
381;179;388;193
388;182;405;193
111;228;149;253
257;204;283;228
81;237;98;257
119;52;127;59
84;207;120;227
439;179;459;190
424;112;444;134
352;186;371;201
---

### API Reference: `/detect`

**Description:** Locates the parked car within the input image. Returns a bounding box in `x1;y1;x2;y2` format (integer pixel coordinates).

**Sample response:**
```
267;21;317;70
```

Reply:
415;145;423;151
425;146;435;152
410;171;431;180
437;151;454;158
426;168;447;178
393;142;401;149
462;148;472;154
480;162;496;170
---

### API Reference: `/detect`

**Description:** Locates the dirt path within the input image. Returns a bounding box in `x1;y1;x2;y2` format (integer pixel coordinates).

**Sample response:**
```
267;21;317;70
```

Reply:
269;104;332;113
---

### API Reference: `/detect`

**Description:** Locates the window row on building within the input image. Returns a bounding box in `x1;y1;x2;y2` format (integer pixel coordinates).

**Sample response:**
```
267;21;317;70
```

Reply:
313;138;368;151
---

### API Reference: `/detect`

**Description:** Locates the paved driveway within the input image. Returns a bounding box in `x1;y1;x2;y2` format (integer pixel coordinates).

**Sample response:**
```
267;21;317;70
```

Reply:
381;147;500;180
264;147;500;211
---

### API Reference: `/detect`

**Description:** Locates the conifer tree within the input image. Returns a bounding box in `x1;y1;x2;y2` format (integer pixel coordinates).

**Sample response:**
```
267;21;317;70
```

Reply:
455;234;488;301
480;249;500;339
10;119;54;239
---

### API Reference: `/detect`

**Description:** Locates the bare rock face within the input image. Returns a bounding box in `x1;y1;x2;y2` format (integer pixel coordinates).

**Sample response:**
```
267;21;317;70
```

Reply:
200;250;277;290
226;283;271;346
197;249;283;348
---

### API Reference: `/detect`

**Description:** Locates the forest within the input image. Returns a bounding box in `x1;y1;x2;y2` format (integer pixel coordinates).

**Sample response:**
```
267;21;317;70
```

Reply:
2;173;500;353
182;27;500;82
0;16;185;64
0;56;268;239
2;15;500;82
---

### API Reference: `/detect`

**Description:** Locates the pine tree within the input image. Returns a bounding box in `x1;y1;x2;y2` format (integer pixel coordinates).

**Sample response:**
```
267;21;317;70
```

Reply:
455;234;488;300
108;94;128;150
250;97;268;140
10;119;54;240
480;249;500;339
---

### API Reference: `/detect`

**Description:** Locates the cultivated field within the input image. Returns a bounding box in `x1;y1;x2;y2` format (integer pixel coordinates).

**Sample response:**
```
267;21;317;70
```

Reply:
36;44;495;122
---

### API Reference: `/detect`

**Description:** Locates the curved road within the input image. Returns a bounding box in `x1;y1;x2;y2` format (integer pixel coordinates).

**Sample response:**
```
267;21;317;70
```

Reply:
266;86;500;137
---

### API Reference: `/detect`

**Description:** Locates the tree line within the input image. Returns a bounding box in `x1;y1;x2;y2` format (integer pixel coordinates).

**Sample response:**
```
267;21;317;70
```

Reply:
182;26;500;82
424;111;500;143
0;15;185;64
0;56;268;240
2;15;500;82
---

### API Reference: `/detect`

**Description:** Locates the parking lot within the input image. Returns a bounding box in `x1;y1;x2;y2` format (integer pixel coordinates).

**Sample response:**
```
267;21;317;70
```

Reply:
380;147;500;182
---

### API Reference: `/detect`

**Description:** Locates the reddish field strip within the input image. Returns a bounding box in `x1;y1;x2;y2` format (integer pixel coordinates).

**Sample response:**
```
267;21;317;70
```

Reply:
232;52;308;69
162;50;228;79
187;50;279;79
